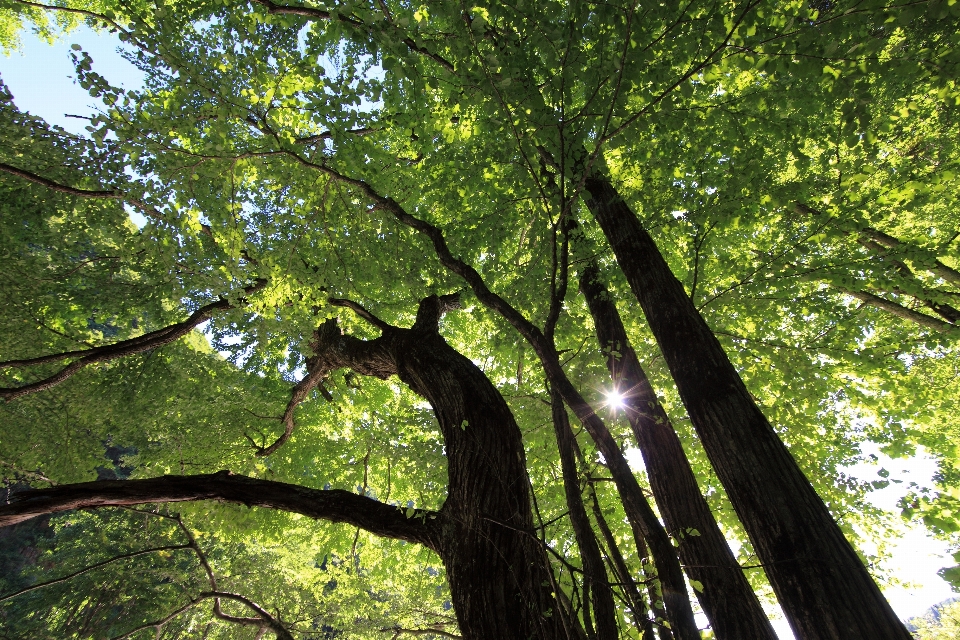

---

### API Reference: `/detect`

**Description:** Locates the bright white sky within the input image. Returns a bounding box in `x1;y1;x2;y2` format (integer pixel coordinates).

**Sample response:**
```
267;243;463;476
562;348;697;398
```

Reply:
1;22;954;640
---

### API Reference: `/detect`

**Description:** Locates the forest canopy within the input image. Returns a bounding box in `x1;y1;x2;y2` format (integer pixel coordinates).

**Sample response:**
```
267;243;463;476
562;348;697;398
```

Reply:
0;0;959;638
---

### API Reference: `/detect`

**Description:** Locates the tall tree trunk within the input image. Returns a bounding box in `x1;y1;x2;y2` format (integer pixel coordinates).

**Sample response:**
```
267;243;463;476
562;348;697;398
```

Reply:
580;263;779;640
313;295;565;640
583;176;911;640
551;386;620;640
373;193;701;640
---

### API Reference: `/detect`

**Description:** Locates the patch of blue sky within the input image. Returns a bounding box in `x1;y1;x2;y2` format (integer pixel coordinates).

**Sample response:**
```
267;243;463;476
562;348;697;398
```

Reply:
0;24;143;135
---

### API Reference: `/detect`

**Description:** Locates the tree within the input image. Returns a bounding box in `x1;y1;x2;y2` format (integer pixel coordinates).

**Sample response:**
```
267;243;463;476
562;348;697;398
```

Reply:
0;0;958;638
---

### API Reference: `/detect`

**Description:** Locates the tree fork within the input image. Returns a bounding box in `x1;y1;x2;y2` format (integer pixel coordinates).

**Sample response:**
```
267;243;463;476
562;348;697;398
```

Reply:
583;174;911;639
315;295;565;640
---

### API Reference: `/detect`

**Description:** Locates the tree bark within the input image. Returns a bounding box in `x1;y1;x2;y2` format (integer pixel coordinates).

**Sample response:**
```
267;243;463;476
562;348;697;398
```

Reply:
0;296;567;640
584;176;911;640
314;295;565;640
551;386;619;640
0;472;438;547
580;263;778;640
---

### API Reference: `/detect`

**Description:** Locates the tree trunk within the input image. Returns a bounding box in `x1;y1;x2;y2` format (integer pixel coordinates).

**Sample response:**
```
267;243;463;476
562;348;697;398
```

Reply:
551;386;620;640
314;296;565;640
0;296;567;640
359;182;701;639
583;176;911;640
580;263;778;640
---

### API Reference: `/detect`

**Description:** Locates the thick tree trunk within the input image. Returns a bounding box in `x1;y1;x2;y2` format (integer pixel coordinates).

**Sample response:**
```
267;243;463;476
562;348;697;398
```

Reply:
375;193;701;639
580;263;778;640
583;176;911;639
0;297;566;640
314;296;565;640
551;386;619;640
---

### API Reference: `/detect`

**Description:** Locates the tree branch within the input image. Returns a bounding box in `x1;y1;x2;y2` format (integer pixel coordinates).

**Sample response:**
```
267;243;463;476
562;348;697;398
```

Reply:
841;288;957;332
0;543;191;603
0;161;121;198
328;297;393;331
247;0;455;71
0;473;440;550
0;281;265;402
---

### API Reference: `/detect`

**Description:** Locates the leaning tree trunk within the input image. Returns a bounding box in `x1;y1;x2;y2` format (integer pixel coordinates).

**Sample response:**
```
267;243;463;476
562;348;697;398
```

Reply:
550;386;619;640
313;295;565;640
580;262;778;640
583;176;911;640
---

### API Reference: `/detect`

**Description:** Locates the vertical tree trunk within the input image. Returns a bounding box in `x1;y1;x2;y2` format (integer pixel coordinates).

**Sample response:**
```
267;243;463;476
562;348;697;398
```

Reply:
585;482;657;640
551;386;620;640
583;177;911;640
315;296;566;640
580;262;779;640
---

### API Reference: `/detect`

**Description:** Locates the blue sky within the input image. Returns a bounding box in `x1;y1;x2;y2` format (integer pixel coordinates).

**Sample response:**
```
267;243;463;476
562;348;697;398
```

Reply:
1;21;955;638
0;24;143;134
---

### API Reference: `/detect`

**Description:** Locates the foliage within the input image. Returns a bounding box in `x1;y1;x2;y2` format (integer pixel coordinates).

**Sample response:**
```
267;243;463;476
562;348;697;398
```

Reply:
907;598;960;640
0;0;959;636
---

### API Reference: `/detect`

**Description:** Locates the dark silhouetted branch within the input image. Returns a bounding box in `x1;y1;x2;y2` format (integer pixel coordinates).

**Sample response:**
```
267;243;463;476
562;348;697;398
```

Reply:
0;473;440;550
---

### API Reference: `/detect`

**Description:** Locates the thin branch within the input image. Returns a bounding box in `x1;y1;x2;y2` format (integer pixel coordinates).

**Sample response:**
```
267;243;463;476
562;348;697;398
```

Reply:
0;161;164;220
247;0;455;71
379;627;462;639
110;599;200;639
0;543;191;603
0;162;121;198
0;281;264;402
7;0;127;32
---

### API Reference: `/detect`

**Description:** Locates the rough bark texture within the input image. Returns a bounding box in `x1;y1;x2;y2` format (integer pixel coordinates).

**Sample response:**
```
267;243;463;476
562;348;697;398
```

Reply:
551;387;619;640
584;176;911;640
580;263;778;640
315;296;565;640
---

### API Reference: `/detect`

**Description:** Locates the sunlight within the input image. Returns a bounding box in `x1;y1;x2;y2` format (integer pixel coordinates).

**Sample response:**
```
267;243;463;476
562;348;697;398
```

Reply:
605;389;626;411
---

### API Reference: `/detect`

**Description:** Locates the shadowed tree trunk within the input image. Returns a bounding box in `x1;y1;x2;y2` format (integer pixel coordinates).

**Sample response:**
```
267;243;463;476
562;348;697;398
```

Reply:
582;174;911;640
580;262;778;640
550;385;619;640
0;295;567;640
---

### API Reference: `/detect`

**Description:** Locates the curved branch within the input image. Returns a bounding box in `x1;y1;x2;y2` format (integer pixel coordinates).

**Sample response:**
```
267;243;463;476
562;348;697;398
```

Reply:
255;365;329;457
205;591;294;640
110;598;201;639
0;472;440;550
6;0;128;32
0;161;121;198
0;282;264;401
329;297;393;331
